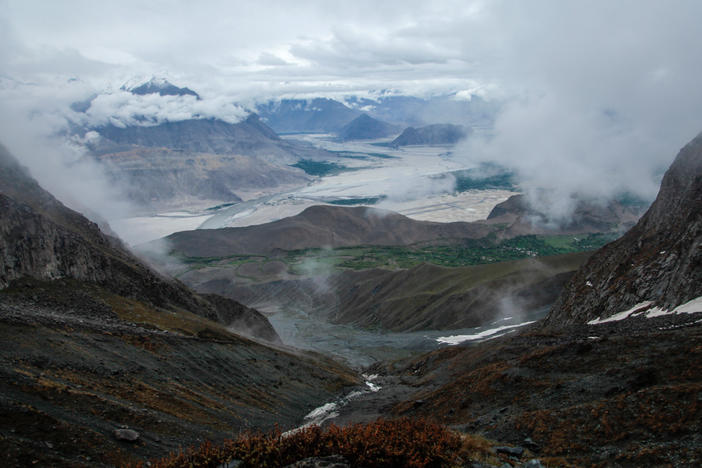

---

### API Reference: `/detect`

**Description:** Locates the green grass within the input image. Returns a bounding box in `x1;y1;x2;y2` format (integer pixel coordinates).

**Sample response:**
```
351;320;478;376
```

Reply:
177;233;617;278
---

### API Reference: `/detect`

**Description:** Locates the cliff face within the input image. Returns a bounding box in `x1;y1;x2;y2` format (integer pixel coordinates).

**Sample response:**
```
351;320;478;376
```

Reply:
0;144;279;342
545;132;702;325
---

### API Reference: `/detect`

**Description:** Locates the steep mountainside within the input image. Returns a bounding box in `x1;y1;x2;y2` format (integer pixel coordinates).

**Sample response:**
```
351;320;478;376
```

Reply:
337;114;400;141
256;98;361;133
546;132;702;325
390;124;468;147
0;144;358;466
0;144;277;341
161;205;493;256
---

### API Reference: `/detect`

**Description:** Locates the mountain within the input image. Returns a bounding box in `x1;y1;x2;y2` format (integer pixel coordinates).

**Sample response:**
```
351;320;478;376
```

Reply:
87;114;333;209
159;205;493;257
256;98;361;133
336;114;400;141
0;144;358;465
318;133;702;467
390;124;469;147
486;194;643;238
123;77;200;99
94;114;280;157
344;94;500;128
545;132;702;325
0;143;277;341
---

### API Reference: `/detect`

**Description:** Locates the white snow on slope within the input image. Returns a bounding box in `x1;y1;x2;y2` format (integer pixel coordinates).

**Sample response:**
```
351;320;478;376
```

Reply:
436;321;535;345
588;296;702;325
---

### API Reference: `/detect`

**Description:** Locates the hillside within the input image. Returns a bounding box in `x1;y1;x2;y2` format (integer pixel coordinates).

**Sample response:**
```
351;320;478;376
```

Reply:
323;131;702;467
0;144;277;341
546;131;702;325
390;123;468;147
0;144;358;466
336;114;399;141
186;253;590;333
83;113;334;209
161;205;493;257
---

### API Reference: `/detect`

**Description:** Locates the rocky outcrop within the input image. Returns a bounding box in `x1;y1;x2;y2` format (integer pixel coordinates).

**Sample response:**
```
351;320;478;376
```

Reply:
545;132;702;325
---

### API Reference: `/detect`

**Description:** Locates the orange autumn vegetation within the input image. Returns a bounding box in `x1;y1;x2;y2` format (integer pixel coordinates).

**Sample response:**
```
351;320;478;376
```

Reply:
128;418;462;468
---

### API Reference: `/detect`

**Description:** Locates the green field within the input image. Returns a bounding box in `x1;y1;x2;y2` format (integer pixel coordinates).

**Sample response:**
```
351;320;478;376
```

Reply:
175;233;617;279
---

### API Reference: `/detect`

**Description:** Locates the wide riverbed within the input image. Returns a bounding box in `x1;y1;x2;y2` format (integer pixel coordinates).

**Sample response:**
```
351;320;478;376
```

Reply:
109;135;515;245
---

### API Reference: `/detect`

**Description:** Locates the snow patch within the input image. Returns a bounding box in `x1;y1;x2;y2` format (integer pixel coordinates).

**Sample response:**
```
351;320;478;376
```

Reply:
436;321;535;345
588;296;702;325
587;301;654;324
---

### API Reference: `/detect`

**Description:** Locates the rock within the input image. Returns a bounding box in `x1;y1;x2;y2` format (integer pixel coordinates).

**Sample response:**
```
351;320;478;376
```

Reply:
523;437;539;452
495;445;525;457
113;428;139;442
217;460;242;468
524;460;544;468
284;455;350;468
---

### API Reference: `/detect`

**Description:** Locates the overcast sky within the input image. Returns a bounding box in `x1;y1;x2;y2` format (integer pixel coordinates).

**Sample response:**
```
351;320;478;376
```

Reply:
2;0;702;221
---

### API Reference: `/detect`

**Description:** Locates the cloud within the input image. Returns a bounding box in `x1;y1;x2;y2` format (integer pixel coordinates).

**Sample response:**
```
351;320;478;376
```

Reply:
453;0;702;220
77;90;249;128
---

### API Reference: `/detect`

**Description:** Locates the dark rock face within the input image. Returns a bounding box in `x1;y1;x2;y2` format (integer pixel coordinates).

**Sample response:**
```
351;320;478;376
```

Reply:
337;114;399;141
0;144;279;343
546;132;702;325
390;124;468;147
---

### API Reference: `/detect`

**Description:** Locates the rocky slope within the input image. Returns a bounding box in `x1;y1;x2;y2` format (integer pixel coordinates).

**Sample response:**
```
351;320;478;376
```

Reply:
85;114;333;209
546;131;702;325
161;205;493;257
0;144;278;342
0;144;359;465
390;123;468;147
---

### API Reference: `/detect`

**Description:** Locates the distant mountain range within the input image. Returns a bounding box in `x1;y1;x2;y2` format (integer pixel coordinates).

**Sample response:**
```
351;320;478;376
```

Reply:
255;93;499;134
256;97;362;133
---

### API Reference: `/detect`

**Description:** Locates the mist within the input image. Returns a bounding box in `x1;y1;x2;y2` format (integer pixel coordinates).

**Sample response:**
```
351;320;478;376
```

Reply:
453;1;702;221
0;83;136;225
